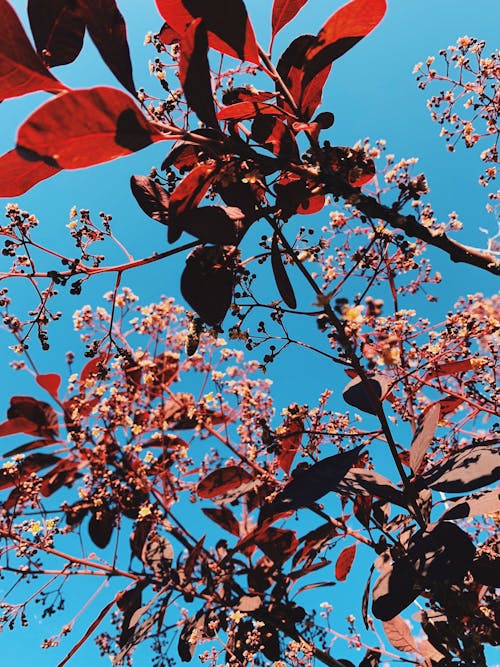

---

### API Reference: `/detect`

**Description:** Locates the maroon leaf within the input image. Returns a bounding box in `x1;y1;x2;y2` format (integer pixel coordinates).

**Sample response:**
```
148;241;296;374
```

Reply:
222;86;275;105
36;373;62;400
179;18;218;128
202;507;240;536
251;115;299;160
28;0;86;66
342;375;388;415
253;526;299;565
265;445;364;515
359;649;381;667
130;175;170;225
143;353;179;398
271;0;308;41
271;232;297;309
3;439;54;458
0;0;67;100
335;543;357;581
409;404;440;474
6;395;59;439
382;616;416;653
275;171;325;217
181;245;237;326
197;465;253;500
158;21;181;45
325;145;376;187
277;414;303;474
0;148;61;197
184;535;205;579
277;34;316;117
178;206;246;245
88;505;114;548
0;452;61;490
40;459;80;497
155;0;259;64
422;444;500;493
84;0;135;94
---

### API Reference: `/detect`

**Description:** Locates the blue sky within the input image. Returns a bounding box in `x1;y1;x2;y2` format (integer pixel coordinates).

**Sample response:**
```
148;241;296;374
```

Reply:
0;1;499;666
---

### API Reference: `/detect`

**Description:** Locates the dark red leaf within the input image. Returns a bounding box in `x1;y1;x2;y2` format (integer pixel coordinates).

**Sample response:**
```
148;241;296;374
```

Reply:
6;395;59;439
181;245;237;326
422;444;500;493
130;175;170;225
155;0;259;64
277;34;316;117
271;232;297;309
277;415;303;474
15;86;163;169
84;0;136;94
179;18;218;128
28;0;86;66
253;526;299;565
0;452;61;490
218;101;286;122
222;86;275;105
271;0;308;41
0;0;67;100
202;507;240;536
168;162;218;242
424;357;474;381
359;649;381;667
197;465;253;500
0;416;41;438
184;535;205;579
409;404;440;475
36;373;62;400
40;459;80;496
335;543;357;581
3;439;54;458
178;613;205;662
178;206;247;245
353;494;372;527
342;375;388;415
264;445;364;515
143;353;179;398
0;148;61;197
88;505;114;548
382;616;416;653
274;171;324;217
251;115;299;161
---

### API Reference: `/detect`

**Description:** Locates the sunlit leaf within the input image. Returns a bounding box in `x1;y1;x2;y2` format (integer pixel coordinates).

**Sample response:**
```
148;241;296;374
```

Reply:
36;373;62;400
409;403;440;474
335;543;357;581
197;465;254;500
422;444;500;493
382;616;416;653
271;0;308;41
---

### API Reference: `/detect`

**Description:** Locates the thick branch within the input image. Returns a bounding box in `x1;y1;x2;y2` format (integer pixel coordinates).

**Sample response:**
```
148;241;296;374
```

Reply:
323;176;500;276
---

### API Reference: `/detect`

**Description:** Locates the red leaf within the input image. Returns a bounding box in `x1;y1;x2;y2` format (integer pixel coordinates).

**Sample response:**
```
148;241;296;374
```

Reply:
0;148;61;197
251;115;299;161
424;357;474;381
179;18;218;128
16;86;164;169
155;0;259;64
271;232;297;309
278;415;303;474
202;507;240;536
0;416;40;438
325;145;375;187
89;505;114;548
184;535;205;579
271;0;308;41
178;206;247;245
0;452;61;490
144;353;179;398
0;0;67;100
335;543;357;581
382;616;416;653
158;21;181;45
197;465;253;500
253;526;299;566
40;459;80;497
168;162;218;242
217;101;286;122
36;373;62;400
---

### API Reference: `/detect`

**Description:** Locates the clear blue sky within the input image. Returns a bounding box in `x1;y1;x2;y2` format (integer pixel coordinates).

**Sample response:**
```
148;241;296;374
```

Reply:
0;1;499;665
